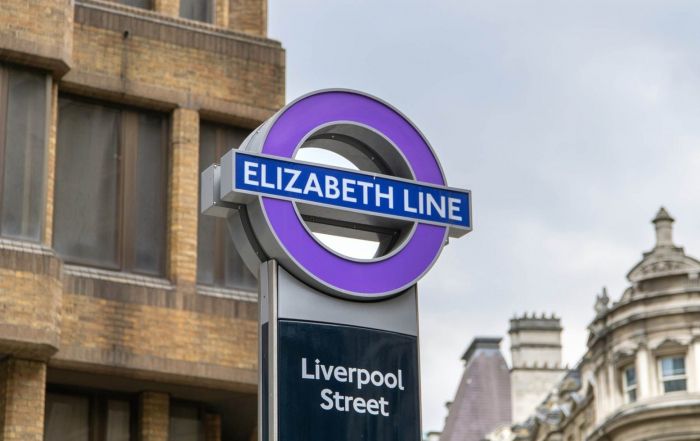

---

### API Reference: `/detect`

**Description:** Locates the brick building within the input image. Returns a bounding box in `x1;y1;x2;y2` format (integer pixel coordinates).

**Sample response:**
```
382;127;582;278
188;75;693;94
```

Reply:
0;0;285;437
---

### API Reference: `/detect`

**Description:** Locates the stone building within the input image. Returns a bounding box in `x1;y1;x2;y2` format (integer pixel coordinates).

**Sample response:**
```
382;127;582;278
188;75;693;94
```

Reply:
0;0;284;438
437;208;700;441
509;314;568;424
439;320;566;441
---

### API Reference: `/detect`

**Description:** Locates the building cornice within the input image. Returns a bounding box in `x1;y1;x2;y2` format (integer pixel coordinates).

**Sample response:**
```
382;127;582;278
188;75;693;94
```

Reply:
586;395;700;441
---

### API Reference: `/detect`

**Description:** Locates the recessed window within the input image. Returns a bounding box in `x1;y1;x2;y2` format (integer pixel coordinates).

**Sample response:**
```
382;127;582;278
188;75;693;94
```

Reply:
44;390;135;441
180;0;214;23
659;356;687;393
0;65;49;242
112;0;151;9
623;365;637;403
197;122;256;290
54;97;168;276
170;401;203;441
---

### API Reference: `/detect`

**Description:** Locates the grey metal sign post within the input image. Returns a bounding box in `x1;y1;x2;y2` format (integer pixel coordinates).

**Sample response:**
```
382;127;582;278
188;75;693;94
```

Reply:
201;90;471;441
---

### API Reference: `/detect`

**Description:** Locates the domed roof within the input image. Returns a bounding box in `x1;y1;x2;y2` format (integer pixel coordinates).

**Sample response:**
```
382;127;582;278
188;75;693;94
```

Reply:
626;207;700;283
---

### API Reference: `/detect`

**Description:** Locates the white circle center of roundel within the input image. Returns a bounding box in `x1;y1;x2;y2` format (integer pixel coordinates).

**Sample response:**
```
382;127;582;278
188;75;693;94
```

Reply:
290;121;418;264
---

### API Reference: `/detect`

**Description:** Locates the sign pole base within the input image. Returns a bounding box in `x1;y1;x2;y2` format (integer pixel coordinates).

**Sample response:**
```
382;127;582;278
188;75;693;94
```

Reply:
258;260;422;441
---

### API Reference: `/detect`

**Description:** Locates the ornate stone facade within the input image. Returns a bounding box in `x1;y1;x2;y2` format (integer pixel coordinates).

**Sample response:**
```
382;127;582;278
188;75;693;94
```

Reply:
438;208;700;441
500;208;700;441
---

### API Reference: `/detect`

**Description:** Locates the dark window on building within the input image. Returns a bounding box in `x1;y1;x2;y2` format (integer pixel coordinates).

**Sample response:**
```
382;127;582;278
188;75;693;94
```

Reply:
114;0;151;9
169;401;203;441
197;122;256;291
44;389;135;441
54;97;168;276
659;355;687;393
180;0;214;23
623;365;637;403
0;65;49;242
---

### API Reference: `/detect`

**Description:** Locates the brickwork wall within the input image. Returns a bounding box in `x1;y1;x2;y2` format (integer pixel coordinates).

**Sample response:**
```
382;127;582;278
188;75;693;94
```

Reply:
139;391;170;441
0;359;47;441
63;2;284;127
0;0;282;436
58;291;257;374
153;0;179;18
43;82;58;247
0;246;62;360
215;0;230;28
169;108;200;291
53;273;258;389
69;23;282;111
229;0;266;36
0;0;73;74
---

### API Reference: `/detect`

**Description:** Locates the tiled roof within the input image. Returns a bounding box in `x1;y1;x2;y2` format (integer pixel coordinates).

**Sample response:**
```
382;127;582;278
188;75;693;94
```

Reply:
440;338;512;441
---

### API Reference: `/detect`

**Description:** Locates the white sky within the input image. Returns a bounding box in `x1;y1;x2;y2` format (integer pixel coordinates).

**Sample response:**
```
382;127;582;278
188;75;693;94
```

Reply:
268;0;700;433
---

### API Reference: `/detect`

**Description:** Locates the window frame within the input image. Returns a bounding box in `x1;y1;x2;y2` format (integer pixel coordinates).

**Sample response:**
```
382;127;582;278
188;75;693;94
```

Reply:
54;95;169;276
45;385;138;441
658;355;687;394
0;64;51;243
622;365;637;403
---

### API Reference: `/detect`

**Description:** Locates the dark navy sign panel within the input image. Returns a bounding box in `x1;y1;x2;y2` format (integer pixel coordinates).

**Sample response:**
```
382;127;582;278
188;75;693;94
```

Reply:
232;151;471;230
277;320;420;441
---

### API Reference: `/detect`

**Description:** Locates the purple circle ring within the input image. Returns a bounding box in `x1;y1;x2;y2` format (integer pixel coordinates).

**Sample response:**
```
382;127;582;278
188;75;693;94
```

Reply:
251;90;448;300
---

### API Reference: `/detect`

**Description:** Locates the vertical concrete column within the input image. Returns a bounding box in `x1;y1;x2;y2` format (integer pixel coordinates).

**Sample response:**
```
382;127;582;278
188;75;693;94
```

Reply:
168;108;200;293
594;368;606;424
139;391;170;441
0;359;47;441
204;414;222;441
689;340;700;392
606;361;616;413
153;0;180;18
636;347;651;399
44;82;58;246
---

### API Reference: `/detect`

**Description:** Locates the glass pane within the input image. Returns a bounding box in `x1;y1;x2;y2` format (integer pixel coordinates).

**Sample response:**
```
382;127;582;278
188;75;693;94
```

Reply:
54;99;120;267
625;367;636;387
627;388;637;403
197;123;217;285
664;379;687;393
106;400;131;441
169;402;201;441
224;231;257;290
197;123;257;289
133;112;166;275
179;0;212;22
44;393;89;441
225;127;248;151
223;126;256;289
117;0;150;9
2;68;47;241
661;357;685;377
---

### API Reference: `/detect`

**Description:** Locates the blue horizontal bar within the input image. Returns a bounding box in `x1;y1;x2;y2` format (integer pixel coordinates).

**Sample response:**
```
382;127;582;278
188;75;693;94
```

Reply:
232;152;471;230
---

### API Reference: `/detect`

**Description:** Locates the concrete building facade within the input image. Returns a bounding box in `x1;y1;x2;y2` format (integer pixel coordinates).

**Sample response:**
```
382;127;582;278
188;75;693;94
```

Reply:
0;0;284;438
